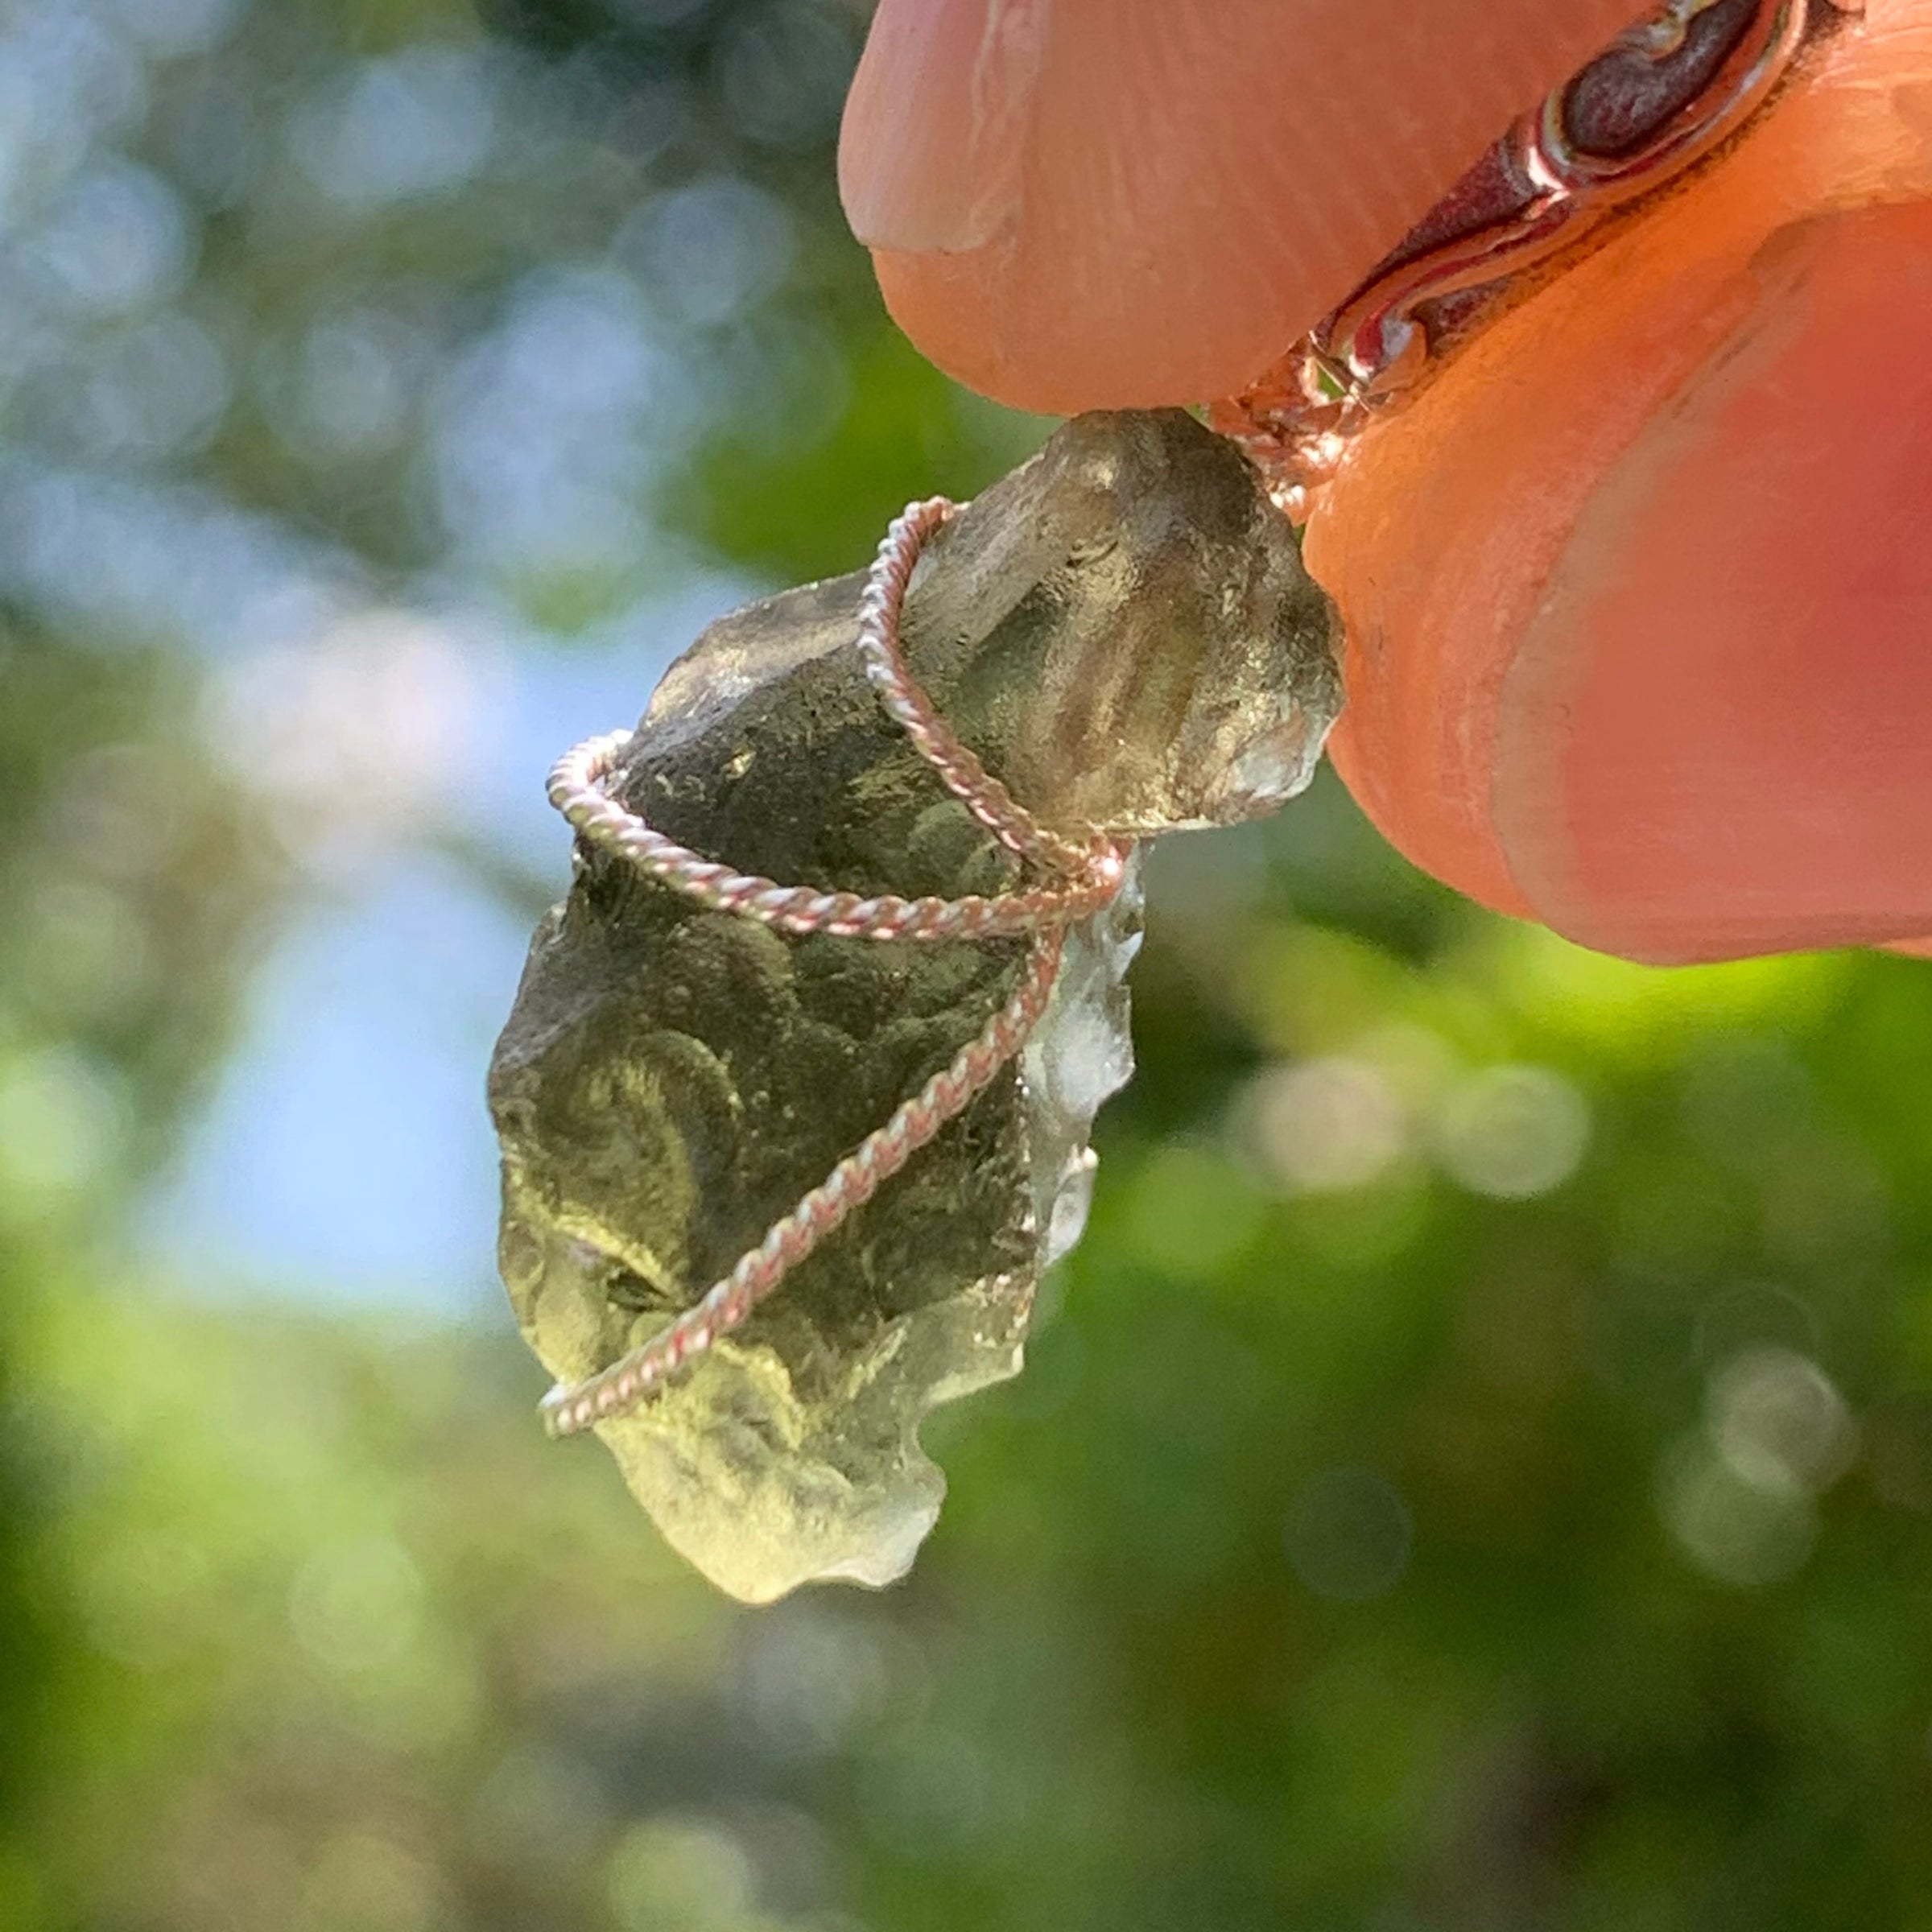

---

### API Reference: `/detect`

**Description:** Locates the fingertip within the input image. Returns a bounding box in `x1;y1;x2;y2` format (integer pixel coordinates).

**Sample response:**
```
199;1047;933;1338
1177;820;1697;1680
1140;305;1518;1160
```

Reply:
843;0;1657;410
869;237;1290;416
838;0;1038;254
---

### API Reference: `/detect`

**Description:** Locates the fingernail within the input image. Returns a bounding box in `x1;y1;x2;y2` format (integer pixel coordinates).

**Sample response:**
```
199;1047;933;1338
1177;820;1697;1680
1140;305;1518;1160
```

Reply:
839;0;1047;253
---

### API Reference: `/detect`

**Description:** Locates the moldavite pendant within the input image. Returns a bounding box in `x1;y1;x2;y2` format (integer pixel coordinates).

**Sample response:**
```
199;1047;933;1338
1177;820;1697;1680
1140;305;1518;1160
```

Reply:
488;410;1342;1602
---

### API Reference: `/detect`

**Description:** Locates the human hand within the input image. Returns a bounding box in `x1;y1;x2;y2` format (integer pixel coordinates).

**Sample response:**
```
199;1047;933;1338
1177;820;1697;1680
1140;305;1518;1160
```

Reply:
840;0;1932;964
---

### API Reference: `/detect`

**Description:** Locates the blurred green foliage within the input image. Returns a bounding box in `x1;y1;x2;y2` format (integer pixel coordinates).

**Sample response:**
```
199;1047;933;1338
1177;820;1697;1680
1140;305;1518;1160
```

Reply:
3;2;1931;1930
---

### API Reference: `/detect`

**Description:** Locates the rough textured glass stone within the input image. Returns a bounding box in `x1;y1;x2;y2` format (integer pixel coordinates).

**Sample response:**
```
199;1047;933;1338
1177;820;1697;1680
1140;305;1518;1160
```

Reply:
489;410;1342;1602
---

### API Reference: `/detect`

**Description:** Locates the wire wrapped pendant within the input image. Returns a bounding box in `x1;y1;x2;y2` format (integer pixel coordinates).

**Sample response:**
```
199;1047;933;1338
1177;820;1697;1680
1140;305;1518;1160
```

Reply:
489;410;1342;1600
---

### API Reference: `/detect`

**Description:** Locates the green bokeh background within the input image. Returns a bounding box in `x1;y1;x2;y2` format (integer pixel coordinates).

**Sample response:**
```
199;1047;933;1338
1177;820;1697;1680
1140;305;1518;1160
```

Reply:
4;2;1931;1928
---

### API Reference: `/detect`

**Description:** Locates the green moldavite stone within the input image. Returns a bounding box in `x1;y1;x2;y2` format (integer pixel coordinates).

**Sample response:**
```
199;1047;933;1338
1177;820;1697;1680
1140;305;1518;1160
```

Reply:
488;410;1342;1602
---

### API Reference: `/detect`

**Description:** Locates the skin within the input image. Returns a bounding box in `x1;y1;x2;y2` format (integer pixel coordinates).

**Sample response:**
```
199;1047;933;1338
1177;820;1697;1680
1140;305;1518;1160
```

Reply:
840;0;1932;961
840;0;1661;410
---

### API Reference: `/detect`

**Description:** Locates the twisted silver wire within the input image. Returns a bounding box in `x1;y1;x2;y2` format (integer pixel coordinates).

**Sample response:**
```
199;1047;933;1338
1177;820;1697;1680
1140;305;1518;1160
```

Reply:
539;498;1127;1438
856;499;1099;878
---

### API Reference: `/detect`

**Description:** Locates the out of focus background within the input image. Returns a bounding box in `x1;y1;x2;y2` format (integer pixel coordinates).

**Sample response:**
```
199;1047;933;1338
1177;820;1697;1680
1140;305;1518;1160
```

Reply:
4;1;1932;1926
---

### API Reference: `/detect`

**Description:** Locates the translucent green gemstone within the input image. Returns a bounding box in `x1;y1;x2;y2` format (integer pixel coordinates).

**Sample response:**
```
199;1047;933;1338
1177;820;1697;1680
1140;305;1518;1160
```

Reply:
489;410;1341;1601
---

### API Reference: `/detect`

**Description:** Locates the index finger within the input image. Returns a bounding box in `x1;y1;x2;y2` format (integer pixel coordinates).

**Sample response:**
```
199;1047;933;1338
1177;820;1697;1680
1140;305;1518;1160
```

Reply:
840;0;1656;411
